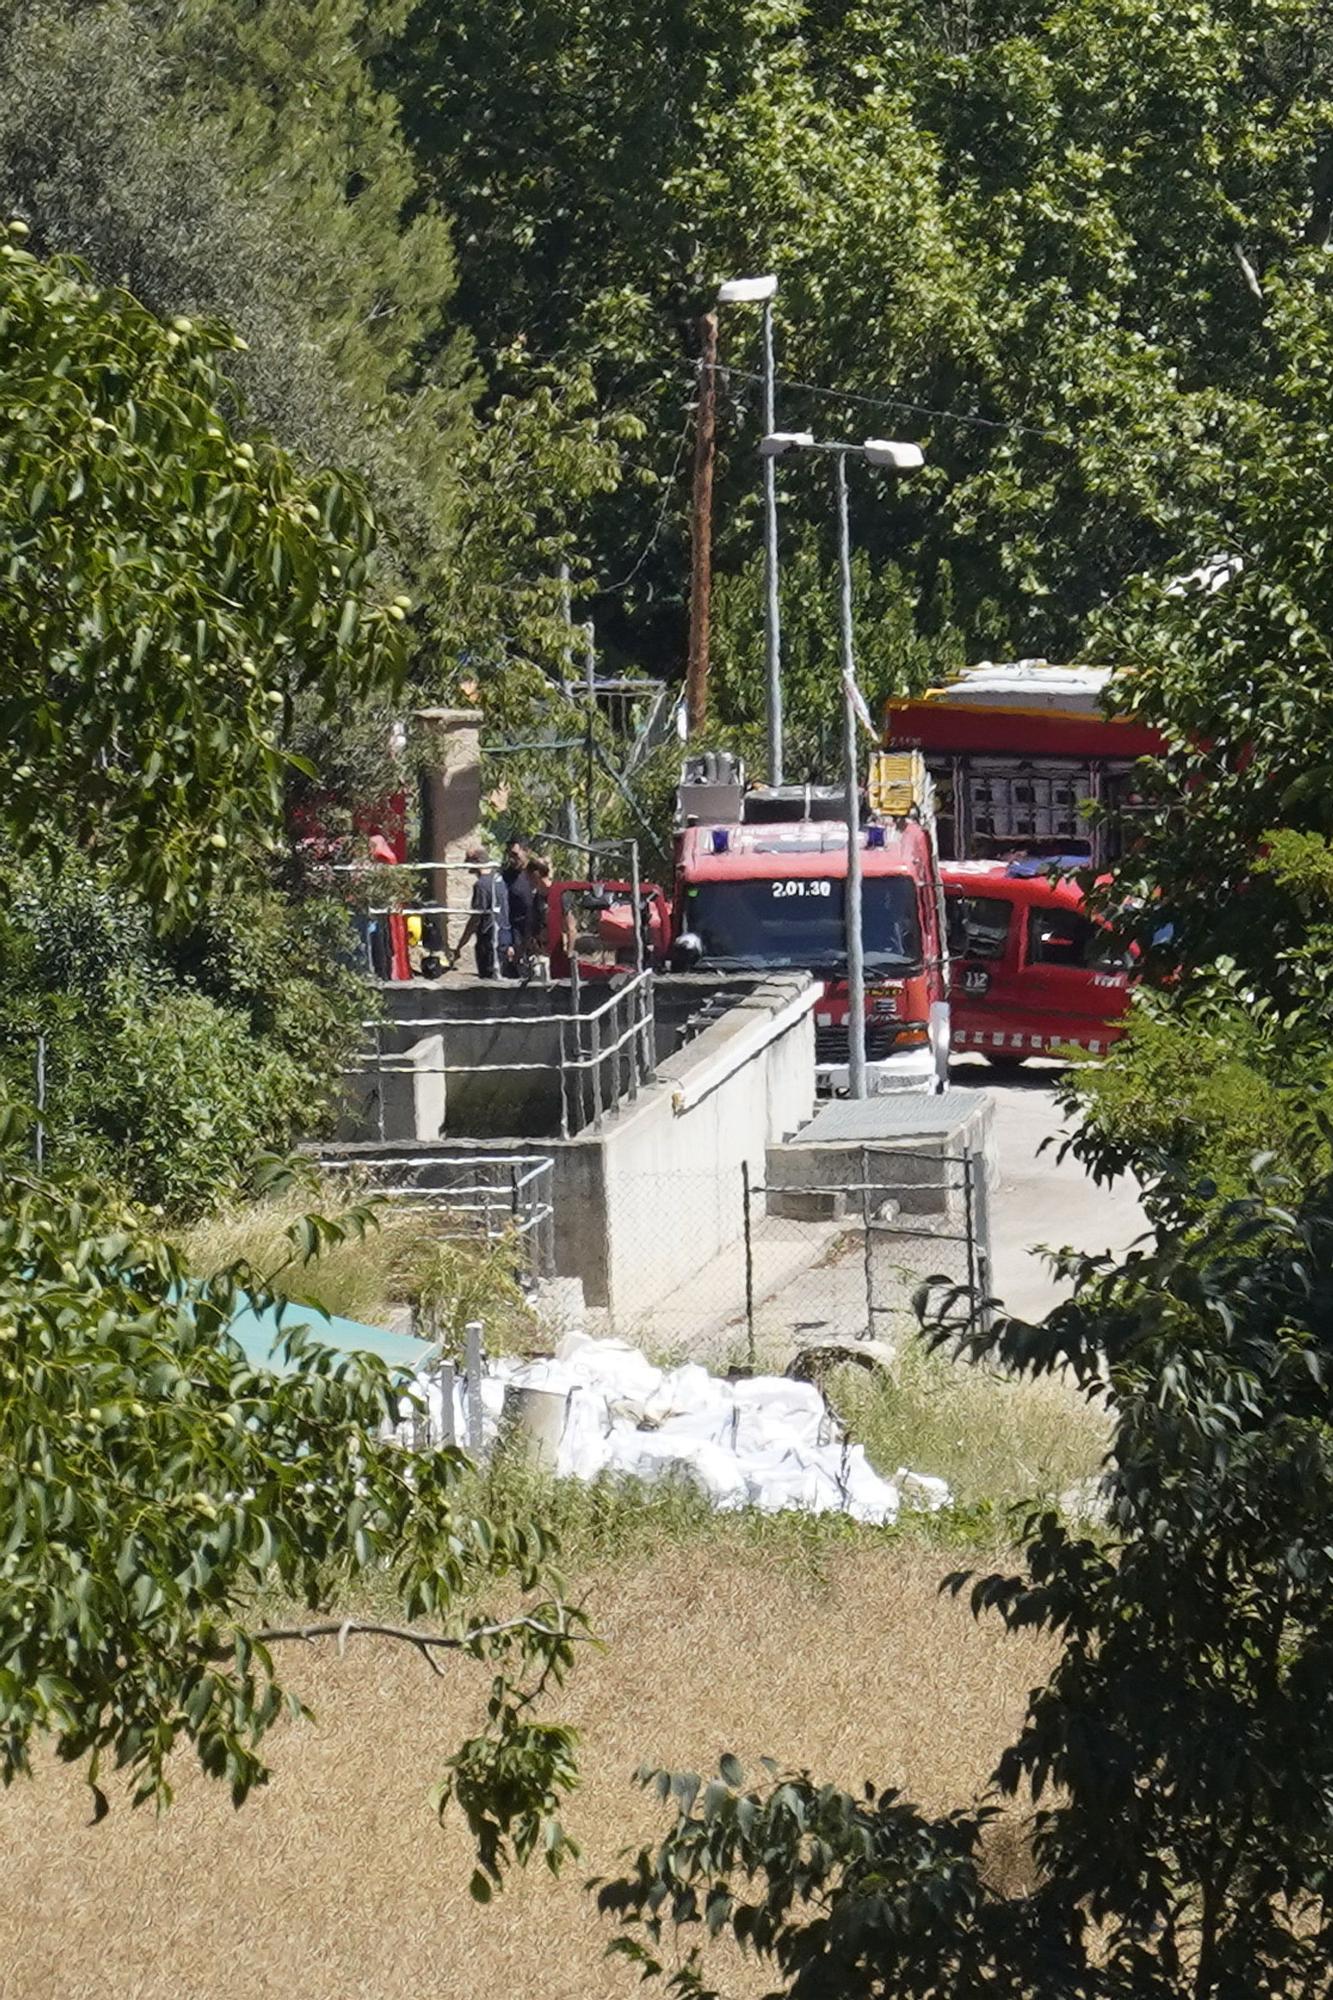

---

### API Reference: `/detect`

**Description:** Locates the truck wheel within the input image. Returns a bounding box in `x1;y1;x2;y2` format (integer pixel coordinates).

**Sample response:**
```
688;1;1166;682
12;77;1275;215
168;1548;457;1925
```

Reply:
983;1050;1028;1070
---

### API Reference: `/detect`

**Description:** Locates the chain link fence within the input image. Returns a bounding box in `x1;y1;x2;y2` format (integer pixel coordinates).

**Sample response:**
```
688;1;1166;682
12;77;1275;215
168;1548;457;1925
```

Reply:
314;1150;556;1286
602;1147;991;1368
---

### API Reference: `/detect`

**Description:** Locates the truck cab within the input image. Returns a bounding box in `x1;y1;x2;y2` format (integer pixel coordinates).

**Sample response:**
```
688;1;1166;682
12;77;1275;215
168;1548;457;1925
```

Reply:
943;860;1132;1063
672;753;949;1092
548;880;671;981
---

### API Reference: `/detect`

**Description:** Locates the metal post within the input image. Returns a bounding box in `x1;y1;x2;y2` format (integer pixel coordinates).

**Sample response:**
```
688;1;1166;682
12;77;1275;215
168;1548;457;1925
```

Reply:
686;309;719;734
836;452;868;1098
464;1322;484;1455
570;953;586;1130
860;1144;873;1340
762;298;783;786
558;1013;571;1138
590;1003;604;1128
375;1020;387;1142
438;1358;457;1447
584;618;596;845
742;1159;756;1373
629;838;643;974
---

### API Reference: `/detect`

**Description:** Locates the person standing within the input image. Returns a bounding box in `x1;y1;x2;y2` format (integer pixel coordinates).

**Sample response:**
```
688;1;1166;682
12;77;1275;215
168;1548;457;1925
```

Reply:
523;855;552;978
502;836;535;978
502;837;530;901
456;845;510;978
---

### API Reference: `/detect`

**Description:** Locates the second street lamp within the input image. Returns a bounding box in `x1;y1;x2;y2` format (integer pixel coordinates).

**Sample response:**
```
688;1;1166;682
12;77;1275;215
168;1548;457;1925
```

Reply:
761;432;925;1098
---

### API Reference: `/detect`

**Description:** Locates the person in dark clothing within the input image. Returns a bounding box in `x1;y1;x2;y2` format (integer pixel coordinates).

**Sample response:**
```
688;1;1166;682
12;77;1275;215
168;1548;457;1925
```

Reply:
526;856;551;952
500;864;536;980
501;838;530;894
456;845;511;978
496;836;528;976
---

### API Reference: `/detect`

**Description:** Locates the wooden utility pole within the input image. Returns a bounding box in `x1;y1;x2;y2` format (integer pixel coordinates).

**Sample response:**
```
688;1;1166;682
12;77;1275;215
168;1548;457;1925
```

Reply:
685;309;719;734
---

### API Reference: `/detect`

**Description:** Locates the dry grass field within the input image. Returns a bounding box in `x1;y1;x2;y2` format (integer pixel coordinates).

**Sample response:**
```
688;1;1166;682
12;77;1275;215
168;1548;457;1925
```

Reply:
0;1537;1052;2000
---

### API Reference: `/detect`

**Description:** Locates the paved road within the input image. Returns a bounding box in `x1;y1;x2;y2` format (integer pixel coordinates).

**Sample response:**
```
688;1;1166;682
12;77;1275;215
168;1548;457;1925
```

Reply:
952;1054;1146;1323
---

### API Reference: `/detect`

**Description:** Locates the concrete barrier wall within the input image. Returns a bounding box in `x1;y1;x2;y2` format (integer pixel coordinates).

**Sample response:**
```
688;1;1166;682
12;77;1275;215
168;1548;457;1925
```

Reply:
594;980;816;1328
318;974;817;1329
341;974;793;1144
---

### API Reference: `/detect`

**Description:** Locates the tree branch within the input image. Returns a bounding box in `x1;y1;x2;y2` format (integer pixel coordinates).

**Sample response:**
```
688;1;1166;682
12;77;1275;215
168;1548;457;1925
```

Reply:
218;1614;583;1680
1232;241;1264;305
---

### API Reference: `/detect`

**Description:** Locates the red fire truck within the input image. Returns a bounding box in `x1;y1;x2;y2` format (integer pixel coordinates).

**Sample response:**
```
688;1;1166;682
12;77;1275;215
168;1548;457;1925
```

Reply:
546;879;672;979
670;751;950;1091
886;660;1163;868
887;662;1163;1061
943;859;1132;1065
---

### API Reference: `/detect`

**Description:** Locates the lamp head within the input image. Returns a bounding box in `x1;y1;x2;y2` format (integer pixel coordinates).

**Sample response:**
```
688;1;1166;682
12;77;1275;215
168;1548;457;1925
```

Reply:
862;438;925;470
759;430;815;457
716;274;778;304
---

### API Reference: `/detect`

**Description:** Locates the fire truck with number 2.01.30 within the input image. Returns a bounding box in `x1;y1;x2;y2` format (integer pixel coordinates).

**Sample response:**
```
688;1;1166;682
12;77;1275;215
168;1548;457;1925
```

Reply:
669;748;951;1093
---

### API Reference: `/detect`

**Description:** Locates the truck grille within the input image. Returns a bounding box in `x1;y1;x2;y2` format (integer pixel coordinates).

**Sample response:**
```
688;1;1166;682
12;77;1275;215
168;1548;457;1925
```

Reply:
814;1023;905;1065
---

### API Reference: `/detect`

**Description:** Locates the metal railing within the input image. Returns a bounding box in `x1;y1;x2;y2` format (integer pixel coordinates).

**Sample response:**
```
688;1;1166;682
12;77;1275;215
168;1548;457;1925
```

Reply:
316;1151;556;1281
559;966;655;1134
353;966;656;1140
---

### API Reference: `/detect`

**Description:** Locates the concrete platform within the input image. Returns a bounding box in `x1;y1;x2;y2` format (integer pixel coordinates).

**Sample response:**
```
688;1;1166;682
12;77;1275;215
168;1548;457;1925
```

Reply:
765;1087;994;1221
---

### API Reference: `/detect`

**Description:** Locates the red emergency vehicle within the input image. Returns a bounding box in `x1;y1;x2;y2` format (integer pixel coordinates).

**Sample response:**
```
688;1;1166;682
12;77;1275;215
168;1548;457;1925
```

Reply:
671;752;950;1091
885;661;1164;1059
547;879;671;980
886;661;1163;869
943;860;1132;1063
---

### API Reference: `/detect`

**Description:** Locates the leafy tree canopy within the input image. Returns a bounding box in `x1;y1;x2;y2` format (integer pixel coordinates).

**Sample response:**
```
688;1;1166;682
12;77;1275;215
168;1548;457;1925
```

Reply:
388;0;1333;710
0;228;405;910
0;0;474;597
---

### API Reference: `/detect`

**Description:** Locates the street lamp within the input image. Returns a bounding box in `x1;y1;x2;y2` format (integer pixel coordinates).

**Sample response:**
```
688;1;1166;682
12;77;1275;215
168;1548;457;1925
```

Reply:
759;433;926;1098
717;273;785;786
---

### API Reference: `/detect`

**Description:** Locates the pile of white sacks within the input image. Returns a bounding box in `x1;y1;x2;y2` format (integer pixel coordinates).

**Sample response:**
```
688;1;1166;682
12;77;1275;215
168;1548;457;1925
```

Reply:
417;1331;948;1527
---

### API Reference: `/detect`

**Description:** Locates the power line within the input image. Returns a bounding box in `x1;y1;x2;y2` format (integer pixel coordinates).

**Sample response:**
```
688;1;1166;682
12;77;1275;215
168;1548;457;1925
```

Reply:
593;404;695;595
701;359;1062;443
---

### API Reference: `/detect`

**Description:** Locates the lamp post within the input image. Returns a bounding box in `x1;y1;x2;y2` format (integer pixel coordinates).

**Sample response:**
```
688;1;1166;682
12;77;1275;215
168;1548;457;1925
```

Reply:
717;274;783;784
760;433;925;1097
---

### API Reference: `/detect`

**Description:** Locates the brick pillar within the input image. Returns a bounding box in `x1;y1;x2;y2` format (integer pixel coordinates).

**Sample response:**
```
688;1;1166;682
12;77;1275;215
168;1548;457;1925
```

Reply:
414;707;482;950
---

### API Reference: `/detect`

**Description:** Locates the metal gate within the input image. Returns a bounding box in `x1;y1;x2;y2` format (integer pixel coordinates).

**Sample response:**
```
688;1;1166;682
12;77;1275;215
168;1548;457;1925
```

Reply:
738;1144;991;1367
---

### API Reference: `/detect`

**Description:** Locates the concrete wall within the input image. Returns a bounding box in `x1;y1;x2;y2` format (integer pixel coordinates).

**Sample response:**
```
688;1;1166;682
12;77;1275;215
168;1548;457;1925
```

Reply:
342;973;795;1145
415;707;482;951
765;1088;994;1221
318;973;819;1327
593;977;816;1327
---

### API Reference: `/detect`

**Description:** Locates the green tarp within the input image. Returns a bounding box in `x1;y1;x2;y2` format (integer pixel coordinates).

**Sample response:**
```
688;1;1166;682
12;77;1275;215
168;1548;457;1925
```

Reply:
222;1295;436;1377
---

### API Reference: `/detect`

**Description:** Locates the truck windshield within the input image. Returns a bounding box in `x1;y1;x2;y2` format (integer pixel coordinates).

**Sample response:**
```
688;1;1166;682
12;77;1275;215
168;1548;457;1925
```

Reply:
685;876;923;974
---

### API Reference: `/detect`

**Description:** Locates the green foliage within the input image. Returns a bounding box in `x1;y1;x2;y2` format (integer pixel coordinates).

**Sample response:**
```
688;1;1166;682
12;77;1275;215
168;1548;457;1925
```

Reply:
713;532;965;778
0;1126;582;1879
0;845;368;1220
0;230;405;910
825;1337;1105;1515
389;0;1333;697
0;0;474;595
602;1122;1333;1994
441;349;633;695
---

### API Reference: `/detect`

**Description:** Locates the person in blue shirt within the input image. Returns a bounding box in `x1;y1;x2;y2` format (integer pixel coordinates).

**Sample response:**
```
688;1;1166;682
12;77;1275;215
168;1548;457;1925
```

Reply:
456;844;511;978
